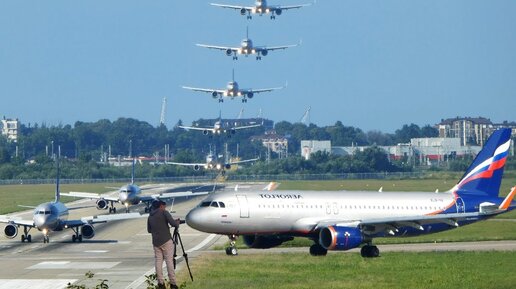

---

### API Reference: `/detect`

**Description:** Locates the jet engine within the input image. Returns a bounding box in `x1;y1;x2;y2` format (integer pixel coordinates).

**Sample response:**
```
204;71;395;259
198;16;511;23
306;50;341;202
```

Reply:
230;129;236;135
81;224;95;239
319;226;363;250
212;91;218;98
247;92;254;99
240;8;247;15
243;234;293;249
226;49;233;56
224;164;231;170
203;130;209;135
261;50;268;56
96;199;109;210
275;9;282;15
193;165;201;171
4;224;18;238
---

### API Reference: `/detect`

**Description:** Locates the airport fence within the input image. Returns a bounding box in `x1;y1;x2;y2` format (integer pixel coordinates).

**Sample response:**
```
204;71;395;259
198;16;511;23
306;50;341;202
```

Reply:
0;171;429;186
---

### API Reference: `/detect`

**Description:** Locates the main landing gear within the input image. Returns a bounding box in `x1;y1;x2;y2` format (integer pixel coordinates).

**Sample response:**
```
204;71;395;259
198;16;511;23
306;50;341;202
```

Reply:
225;235;238;256
21;226;32;243
71;227;83;243
43;235;50;243
360;244;380;258
108;202;117;214
309;243;327;256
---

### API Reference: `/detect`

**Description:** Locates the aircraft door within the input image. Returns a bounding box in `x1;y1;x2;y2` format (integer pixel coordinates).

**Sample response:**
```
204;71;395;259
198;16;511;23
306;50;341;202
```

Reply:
455;197;465;213
333;202;339;215
236;195;249;218
325;203;331;215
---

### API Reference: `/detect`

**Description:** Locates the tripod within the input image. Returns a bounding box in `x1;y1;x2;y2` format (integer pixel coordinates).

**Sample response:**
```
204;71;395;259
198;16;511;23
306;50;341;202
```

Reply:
173;223;194;282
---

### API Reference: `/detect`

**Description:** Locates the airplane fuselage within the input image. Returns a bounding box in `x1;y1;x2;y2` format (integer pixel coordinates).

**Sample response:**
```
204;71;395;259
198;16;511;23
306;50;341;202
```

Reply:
119;184;142;206
186;190;498;237
33;201;69;232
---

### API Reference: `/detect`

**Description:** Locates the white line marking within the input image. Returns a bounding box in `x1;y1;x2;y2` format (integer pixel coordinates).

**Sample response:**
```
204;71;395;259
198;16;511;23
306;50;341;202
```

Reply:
187;234;217;253
0;279;76;289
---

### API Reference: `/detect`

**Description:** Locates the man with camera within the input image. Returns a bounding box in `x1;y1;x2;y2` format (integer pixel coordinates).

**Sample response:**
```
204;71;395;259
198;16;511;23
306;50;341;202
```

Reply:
147;200;180;289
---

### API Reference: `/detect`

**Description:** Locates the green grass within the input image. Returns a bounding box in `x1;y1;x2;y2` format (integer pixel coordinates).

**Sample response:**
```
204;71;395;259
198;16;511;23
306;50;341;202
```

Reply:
178;251;516;289
0;183;126;214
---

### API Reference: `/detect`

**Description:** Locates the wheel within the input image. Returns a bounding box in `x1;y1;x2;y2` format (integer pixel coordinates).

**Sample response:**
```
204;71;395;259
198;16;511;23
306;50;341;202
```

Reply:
371;246;380;257
109;207;113;214
27;235;32;243
144;207;149;213
78;235;83;242
309;244;328;256
361;245;380;258
72;235;76;242
21;235;25;243
230;247;238;255
113;207;117;214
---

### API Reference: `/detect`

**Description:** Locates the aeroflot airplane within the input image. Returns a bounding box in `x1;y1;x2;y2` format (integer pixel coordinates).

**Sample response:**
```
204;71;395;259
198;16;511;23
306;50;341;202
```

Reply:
186;128;515;257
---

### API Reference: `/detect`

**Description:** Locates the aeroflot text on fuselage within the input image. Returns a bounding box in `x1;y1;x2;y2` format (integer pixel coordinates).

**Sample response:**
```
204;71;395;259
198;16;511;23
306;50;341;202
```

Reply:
259;193;303;199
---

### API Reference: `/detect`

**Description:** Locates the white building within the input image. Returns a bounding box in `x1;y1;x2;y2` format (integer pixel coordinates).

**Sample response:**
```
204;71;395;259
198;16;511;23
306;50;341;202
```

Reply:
301;140;331;160
1;117;20;142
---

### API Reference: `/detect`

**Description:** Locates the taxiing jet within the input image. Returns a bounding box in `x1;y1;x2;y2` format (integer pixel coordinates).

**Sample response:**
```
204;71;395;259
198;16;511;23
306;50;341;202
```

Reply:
182;70;285;103
211;0;312;19
179;113;262;136
196;28;299;60
186;128;515;257
0;161;146;243
62;160;209;213
167;151;258;175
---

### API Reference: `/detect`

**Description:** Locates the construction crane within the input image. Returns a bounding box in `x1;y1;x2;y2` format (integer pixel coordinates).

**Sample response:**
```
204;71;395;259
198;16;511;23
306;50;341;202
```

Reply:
160;97;167;126
299;106;311;125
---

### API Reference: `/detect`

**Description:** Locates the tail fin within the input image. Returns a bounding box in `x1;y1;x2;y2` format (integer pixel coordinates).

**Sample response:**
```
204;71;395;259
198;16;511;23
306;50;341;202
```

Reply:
131;158;135;185
455;128;511;197
55;146;61;203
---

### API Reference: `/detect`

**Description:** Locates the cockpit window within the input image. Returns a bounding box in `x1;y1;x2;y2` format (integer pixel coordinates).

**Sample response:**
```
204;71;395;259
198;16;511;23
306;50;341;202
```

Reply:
200;201;211;207
218;202;225;208
210;202;219;208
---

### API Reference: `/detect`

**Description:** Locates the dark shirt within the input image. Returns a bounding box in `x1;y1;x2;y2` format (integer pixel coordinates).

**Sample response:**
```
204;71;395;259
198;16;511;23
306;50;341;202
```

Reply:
147;208;179;247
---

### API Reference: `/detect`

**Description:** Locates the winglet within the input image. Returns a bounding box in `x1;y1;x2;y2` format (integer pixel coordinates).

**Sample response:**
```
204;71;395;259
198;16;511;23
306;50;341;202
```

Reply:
499;186;516;210
263;182;279;191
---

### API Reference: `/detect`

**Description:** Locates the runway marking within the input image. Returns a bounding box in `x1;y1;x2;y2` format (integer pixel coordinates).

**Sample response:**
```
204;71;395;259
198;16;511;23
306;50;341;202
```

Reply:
84;250;109;253
0;279;76;289
27;261;120;270
125;233;217;289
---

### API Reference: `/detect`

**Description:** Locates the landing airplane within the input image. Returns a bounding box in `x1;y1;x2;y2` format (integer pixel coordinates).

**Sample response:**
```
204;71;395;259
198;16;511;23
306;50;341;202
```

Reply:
211;0;313;19
196;27;299;60
182;70;285;103
0;161;147;243
167;151;258;175
179;113;262;136
186;128;515;257
62;160;209;213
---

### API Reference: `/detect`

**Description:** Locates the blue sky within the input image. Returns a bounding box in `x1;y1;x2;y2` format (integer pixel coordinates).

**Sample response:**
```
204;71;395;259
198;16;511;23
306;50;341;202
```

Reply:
0;0;515;133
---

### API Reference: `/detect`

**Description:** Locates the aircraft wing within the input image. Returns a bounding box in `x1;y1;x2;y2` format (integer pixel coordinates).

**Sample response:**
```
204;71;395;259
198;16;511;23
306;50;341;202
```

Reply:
61;192;119;203
182;86;224;95
232;123;261;130
139;191;211;203
257;44;298;52
271;3;313;10
311;211;500;236
0;216;35;227
64;212;148;227
178;125;214;133
227;157;259;165
166;161;206;167
210;3;253;11
196;44;238;52
245;85;284;94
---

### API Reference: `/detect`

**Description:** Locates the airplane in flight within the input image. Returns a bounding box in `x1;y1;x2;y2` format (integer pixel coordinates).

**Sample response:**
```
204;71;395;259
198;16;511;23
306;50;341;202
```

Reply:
167;150;259;175
196;28;299;60
186;128;515;257
179;112;262;136
211;0;313;19
62;160;209;214
0;160;147;243
182;70;285;103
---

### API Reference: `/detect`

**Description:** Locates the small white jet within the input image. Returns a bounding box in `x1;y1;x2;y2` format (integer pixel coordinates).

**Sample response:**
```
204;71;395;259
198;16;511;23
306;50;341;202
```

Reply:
182;70;285;103
179;113;262;136
0;162;147;243
196;28;299;60
167;151;258;175
62;160;209;214
211;0;313;19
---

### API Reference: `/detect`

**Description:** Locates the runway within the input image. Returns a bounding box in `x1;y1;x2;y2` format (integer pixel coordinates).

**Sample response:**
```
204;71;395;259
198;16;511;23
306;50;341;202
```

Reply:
1;182;515;289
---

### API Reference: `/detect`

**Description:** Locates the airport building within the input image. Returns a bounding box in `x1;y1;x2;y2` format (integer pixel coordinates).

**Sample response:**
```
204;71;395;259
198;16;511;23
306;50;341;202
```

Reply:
253;130;289;159
1;117;20;143
437;116;516;147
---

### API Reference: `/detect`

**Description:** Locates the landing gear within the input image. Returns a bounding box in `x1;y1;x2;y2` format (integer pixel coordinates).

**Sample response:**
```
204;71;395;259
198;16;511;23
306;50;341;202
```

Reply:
233;56;238;60
43;235;50;243
270;15;276;20
71;227;83;243
225;235;238;256
218;99;224;103
21;226;32;243
109;206;117;214
247;15;252;20
309;244;327;256
256;56;262;60
360;245;380;258
241;98;248;103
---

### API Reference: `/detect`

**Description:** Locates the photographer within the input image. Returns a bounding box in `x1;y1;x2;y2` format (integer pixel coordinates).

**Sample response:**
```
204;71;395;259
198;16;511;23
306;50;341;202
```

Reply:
147;200;180;289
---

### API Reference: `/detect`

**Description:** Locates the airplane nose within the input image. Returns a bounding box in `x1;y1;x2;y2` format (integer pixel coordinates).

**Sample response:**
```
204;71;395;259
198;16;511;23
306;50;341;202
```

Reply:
34;215;46;228
186;209;209;232
119;192;128;203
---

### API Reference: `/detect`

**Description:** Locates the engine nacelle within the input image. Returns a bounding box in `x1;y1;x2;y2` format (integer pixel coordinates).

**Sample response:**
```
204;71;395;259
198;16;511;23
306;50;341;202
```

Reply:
81;224;95;239
226;49;233;56
247;92;254;99
275;9;282;16
96;199;109;210
243;234;293;249
261;50;268;57
193;165;201;171
319;226;363;250
4;224;18;238
224;164;231;170
230;129;236;135
240;8;247;15
203;130;209;135
212;91;218;98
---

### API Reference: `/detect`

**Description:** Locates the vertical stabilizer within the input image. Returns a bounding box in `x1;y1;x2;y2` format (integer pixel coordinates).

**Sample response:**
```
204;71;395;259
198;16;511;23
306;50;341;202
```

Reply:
455;128;511;197
131;158;135;185
55;147;61;203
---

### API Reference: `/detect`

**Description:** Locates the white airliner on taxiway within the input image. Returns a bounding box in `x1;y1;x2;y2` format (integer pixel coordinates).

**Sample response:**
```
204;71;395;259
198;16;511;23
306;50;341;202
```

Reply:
186;128;516;257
